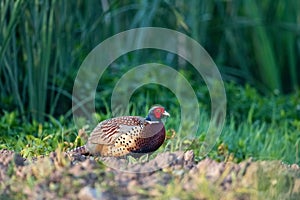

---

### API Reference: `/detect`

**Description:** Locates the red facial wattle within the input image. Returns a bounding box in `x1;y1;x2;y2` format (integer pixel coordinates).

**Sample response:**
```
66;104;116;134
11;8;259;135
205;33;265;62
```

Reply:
154;108;164;119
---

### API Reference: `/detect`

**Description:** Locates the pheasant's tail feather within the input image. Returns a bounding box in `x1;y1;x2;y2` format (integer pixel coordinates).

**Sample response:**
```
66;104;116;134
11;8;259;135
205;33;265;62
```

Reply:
66;145;89;155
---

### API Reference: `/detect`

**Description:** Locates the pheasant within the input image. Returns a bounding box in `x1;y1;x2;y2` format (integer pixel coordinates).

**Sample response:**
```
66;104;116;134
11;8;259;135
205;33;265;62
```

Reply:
68;105;170;157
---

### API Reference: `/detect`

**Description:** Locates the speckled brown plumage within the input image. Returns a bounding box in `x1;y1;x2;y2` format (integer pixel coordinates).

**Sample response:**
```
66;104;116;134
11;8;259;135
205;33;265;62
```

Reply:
68;106;170;157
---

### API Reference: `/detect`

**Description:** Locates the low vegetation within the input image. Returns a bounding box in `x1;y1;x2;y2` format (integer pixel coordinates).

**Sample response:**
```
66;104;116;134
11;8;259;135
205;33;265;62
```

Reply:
1;83;299;199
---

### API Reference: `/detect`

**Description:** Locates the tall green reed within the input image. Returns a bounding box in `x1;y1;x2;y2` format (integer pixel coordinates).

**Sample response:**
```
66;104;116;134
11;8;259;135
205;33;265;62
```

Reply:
0;0;27;120
1;0;299;122
0;0;108;122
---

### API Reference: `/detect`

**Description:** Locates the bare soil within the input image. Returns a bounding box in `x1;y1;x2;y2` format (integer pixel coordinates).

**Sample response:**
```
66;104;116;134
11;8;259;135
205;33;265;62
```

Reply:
0;149;299;199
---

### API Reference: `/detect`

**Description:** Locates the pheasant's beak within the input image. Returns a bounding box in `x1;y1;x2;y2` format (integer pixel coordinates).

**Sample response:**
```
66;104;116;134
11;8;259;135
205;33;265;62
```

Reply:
162;111;170;117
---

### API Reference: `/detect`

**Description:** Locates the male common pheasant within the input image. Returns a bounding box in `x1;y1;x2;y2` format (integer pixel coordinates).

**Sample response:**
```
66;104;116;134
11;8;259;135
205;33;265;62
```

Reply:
68;105;170;157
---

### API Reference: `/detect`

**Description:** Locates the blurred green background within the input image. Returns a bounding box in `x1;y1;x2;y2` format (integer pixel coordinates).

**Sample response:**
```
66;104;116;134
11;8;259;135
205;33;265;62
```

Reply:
0;0;299;123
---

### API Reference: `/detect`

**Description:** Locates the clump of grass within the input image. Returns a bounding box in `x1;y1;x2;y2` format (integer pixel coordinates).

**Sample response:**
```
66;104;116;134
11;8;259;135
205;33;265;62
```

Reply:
1;83;299;199
1;83;299;166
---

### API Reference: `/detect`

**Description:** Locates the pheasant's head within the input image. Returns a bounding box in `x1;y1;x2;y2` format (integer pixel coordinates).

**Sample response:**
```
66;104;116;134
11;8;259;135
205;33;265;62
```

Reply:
146;105;170;121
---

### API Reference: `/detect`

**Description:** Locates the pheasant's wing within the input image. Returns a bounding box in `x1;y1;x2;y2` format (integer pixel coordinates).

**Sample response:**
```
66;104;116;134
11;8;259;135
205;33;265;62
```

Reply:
88;116;145;145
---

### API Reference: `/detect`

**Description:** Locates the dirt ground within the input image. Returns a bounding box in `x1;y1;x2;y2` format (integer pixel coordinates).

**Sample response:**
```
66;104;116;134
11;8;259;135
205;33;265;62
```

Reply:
1;149;299;199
